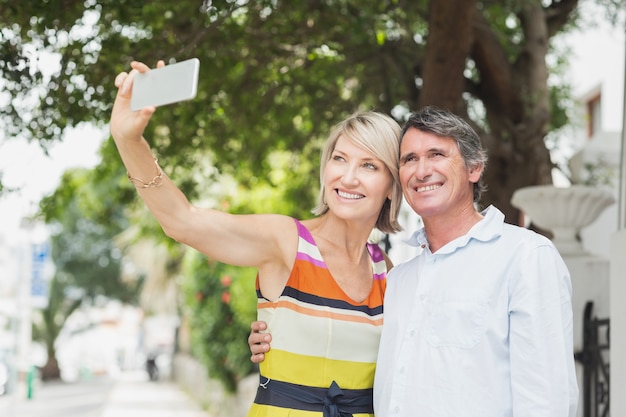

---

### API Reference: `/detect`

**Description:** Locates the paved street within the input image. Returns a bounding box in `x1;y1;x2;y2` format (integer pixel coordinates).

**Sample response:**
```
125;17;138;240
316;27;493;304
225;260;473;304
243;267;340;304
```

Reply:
0;374;113;417
0;370;211;417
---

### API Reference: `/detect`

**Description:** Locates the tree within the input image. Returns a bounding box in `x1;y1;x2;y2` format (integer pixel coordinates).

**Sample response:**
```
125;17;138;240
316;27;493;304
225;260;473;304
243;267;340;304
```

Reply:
35;167;140;380
34;126;312;383
180;252;257;392
2;0;624;223
31;274;82;381
4;0;622;388
177;158;310;390
417;0;575;220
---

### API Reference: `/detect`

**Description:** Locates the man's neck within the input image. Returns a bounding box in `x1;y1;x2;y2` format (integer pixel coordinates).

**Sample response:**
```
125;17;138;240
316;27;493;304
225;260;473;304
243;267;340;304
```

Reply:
422;204;485;253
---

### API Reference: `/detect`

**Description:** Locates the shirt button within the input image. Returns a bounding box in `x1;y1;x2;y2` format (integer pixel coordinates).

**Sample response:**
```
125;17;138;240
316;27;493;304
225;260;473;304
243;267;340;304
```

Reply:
410;330;415;337
394;406;400;413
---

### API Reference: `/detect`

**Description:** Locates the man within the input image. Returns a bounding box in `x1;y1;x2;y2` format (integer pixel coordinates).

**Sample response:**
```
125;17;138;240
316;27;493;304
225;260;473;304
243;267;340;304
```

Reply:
373;106;578;416
250;106;579;417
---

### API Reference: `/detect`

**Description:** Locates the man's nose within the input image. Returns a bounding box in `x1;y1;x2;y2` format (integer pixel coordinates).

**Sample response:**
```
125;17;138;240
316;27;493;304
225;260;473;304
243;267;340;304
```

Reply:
412;159;433;180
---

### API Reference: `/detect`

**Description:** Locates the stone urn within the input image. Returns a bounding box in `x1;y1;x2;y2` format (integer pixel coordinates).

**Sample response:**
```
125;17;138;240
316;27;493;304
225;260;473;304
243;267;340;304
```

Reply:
511;185;615;255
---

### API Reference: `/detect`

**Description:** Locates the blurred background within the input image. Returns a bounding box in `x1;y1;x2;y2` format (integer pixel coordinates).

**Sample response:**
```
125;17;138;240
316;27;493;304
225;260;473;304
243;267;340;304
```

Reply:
0;1;625;416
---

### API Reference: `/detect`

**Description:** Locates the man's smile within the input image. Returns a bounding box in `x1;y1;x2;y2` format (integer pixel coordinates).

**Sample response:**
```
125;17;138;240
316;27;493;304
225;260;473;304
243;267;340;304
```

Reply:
416;184;442;192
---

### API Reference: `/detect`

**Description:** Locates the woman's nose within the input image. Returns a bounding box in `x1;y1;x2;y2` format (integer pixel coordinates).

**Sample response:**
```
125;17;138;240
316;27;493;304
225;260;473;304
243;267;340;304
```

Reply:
341;165;360;185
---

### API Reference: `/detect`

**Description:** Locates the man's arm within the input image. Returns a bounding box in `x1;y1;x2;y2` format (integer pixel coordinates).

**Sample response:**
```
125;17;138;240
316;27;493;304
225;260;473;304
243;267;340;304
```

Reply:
509;244;579;416
249;321;271;363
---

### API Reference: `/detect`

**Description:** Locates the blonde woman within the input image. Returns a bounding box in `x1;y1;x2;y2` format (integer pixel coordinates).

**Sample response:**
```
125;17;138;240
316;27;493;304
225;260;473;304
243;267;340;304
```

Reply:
110;60;402;417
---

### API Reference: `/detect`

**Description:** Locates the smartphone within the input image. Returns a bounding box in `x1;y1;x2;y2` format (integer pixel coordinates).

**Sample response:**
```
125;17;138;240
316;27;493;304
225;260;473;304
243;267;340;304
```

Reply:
130;58;200;111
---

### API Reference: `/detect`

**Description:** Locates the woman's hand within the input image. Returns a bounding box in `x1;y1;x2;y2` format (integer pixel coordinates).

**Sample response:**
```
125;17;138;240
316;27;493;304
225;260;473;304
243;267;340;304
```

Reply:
110;60;164;144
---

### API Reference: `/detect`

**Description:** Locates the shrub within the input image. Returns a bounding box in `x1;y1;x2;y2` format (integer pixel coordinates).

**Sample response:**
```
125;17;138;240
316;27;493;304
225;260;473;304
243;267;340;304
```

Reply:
181;250;257;392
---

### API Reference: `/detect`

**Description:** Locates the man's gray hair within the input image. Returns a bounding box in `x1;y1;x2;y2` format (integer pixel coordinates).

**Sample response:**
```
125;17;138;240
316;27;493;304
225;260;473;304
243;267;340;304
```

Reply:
401;106;488;203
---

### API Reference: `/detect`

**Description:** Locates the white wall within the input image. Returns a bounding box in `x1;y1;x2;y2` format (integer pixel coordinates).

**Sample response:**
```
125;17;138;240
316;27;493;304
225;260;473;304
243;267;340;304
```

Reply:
611;230;626;417
561;7;625;417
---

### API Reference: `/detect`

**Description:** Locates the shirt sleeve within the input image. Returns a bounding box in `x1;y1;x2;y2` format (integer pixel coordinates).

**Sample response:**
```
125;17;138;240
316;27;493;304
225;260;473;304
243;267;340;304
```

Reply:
508;243;579;417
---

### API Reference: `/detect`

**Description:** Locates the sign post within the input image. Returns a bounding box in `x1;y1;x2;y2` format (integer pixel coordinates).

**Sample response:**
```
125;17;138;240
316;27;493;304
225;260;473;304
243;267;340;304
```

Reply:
30;243;50;310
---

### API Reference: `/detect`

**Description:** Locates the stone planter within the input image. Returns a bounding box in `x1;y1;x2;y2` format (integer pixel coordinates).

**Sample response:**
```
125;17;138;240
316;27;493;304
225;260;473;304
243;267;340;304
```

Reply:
511;185;615;255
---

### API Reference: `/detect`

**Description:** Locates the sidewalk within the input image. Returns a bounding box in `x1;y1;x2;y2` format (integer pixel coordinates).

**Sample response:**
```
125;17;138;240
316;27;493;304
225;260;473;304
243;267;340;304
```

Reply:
101;370;212;417
0;368;221;417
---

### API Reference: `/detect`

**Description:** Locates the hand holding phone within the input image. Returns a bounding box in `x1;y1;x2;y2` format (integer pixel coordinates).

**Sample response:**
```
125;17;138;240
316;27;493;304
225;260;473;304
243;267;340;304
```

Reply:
130;58;200;111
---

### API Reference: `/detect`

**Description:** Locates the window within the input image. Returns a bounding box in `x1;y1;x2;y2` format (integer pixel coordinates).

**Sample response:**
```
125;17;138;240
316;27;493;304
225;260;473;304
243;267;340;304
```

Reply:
586;93;602;138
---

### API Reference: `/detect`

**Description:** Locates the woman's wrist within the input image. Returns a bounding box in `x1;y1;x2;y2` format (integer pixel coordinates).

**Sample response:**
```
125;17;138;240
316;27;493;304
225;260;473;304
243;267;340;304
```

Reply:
127;158;163;188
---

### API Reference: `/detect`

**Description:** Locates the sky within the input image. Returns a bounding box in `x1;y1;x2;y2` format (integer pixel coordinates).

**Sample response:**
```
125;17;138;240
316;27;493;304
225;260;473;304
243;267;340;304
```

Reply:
0;124;106;237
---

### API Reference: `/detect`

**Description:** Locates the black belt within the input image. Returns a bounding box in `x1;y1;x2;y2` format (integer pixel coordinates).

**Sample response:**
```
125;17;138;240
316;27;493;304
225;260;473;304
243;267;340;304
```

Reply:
254;375;374;417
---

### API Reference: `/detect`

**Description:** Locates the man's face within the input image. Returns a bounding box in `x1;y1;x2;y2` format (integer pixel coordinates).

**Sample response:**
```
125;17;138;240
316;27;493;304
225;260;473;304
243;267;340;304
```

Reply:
399;127;481;220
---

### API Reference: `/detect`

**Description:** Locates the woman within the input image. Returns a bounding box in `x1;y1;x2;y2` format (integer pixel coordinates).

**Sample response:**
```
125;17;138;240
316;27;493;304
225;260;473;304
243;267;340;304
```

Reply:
110;60;402;417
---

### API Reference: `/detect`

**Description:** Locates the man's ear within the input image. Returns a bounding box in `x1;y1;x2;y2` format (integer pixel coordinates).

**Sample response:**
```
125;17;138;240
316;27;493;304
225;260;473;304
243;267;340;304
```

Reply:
468;163;483;183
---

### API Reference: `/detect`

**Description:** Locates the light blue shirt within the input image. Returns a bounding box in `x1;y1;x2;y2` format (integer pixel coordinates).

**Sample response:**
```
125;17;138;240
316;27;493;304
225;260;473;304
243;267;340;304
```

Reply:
374;206;578;417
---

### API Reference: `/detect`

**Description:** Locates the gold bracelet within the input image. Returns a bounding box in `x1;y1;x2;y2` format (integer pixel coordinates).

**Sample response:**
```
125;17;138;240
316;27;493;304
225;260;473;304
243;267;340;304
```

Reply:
127;158;164;188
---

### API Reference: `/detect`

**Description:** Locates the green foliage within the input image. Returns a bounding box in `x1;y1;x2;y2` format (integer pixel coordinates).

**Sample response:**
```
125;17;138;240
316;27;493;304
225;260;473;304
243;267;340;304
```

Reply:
225;148;320;219
0;0;427;194
4;0;625;386
178;150;310;391
3;0;614;205
33;166;141;379
180;250;257;392
582;160;617;187
38;167;140;301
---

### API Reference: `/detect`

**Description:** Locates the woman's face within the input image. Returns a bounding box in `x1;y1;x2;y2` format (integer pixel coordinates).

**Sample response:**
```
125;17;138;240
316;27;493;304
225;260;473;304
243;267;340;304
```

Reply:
323;135;393;224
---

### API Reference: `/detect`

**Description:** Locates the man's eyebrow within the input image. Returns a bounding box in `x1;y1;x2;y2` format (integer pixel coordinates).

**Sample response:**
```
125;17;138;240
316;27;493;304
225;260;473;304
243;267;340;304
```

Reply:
400;147;449;161
429;146;447;154
399;152;415;162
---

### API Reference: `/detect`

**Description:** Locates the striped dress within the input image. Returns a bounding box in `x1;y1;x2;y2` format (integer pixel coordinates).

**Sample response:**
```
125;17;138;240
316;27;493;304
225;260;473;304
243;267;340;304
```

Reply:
247;219;387;417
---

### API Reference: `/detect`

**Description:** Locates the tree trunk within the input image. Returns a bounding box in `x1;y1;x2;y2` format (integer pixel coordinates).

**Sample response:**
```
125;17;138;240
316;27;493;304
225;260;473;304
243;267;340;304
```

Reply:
419;1;564;225
478;2;554;224
418;0;476;114
40;356;61;381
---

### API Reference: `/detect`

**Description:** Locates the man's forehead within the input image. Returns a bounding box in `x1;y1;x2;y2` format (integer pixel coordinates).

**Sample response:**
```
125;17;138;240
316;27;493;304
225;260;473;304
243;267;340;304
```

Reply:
401;129;456;150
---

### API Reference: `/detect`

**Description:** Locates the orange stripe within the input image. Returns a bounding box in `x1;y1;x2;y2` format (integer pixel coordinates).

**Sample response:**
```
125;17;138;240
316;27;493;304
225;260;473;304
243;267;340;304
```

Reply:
289;262;385;304
258;299;384;326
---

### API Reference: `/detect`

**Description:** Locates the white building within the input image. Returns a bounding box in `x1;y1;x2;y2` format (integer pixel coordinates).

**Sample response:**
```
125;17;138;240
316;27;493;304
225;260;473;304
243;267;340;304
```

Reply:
558;7;625;416
516;11;625;417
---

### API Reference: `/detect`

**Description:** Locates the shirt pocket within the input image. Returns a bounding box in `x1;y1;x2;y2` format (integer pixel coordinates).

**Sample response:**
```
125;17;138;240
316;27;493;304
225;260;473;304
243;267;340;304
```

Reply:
425;289;489;349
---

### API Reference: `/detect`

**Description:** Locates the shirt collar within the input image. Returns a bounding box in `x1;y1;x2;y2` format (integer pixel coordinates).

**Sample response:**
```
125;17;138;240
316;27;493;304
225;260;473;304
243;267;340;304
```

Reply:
405;205;504;253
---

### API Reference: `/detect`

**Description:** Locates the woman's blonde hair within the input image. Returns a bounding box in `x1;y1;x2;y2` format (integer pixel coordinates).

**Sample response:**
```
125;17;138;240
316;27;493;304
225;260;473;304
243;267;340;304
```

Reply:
312;111;403;234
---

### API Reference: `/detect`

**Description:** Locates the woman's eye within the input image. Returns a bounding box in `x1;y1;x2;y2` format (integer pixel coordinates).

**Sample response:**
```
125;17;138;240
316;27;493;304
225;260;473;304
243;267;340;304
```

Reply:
364;162;377;170
332;155;345;162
